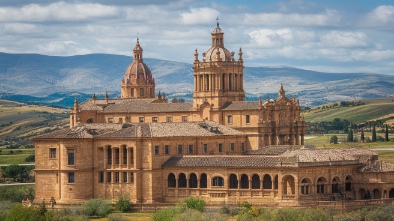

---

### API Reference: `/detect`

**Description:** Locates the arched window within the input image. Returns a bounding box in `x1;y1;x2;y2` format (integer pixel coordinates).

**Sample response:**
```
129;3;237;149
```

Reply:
178;173;187;188
300;179;310;195
274;175;278;190
200;173;207;188
317;177;326;194
229;174;238;189
252;174;260;189
345;176;352;191
332;177;340;193
212;176;224;187
263;174;272;189
168;173;176;188
389;189;394;198
240;174;249;189
189;173;197;188
282;175;295;195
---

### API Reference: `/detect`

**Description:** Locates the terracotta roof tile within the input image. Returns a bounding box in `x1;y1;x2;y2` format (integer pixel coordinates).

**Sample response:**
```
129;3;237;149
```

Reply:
78;98;193;113
222;101;259;111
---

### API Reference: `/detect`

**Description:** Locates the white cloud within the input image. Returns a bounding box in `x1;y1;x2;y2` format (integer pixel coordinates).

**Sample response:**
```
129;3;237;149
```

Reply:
364;5;394;28
181;7;219;25
249;29;316;48
320;31;369;48
243;9;341;27
0;2;119;22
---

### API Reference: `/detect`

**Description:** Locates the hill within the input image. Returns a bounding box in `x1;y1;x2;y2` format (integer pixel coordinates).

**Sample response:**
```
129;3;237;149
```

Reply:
1;52;394;107
303;98;394;125
0;100;68;147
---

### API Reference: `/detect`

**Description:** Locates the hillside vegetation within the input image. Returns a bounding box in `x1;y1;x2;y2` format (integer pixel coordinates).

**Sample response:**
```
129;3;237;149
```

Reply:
304;98;394;125
0;100;68;148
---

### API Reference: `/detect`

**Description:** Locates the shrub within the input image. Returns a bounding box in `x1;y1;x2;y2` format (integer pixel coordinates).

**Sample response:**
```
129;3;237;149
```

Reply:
116;196;131;212
180;197;206;212
5;203;45;221
83;198;112;217
152;207;184;221
25;155;35;162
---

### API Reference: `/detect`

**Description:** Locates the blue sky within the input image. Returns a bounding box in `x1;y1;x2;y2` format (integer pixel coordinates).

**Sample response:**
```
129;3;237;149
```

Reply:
1;0;394;75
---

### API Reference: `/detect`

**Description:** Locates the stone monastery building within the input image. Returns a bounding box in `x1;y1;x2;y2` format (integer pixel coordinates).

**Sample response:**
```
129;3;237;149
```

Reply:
33;22;394;206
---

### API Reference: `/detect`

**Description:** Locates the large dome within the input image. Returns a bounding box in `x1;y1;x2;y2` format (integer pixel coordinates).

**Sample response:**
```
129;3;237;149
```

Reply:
123;61;154;85
122;39;154;86
204;47;233;62
202;21;234;62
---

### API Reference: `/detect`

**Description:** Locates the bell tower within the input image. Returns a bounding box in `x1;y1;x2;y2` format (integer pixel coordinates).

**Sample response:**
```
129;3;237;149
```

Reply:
192;19;245;110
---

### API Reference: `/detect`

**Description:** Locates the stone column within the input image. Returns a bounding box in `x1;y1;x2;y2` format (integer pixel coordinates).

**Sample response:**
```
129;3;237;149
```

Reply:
126;147;130;169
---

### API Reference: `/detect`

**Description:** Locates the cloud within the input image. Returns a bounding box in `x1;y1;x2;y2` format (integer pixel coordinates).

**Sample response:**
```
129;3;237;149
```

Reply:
181;7;219;25
249;29;316;48
320;31;369;48
0;2;119;22
243;9;341;27
364;5;394;28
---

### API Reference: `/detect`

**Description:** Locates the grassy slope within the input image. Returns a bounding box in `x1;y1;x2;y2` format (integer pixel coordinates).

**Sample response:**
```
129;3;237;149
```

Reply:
0;100;69;146
304;98;394;125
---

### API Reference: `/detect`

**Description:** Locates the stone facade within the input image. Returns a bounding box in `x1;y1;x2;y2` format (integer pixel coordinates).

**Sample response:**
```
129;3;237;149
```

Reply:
34;22;394;206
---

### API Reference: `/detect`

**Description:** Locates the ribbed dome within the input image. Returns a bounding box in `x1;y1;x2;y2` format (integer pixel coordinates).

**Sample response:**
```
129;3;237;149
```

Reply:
204;47;233;62
123;61;154;85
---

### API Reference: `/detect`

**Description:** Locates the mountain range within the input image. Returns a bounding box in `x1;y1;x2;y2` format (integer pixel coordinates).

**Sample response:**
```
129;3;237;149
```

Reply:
1;52;394;107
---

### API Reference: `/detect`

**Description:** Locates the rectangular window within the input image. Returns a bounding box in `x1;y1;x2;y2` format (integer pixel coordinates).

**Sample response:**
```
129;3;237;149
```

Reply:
182;116;188;122
177;145;183;154
139;117;144;123
67;149;75;166
165;145;169;155
154;145;159;155
99;172;104;183
115;172;119;183
166;116;172;122
246;115;250;124
107;172;112;183
231;143;235;151
108;118;114;123
203;144;208;154
218;143;223;153
68;172;74;183
140;88;144;96
188;145;193;154
152;117;158;122
227;115;233;124
123;172;127;183
242;143;245;152
107;148;112;165
115;148;119;164
131;88;134;97
49;148;56;159
130;172;134;183
123;147;127;164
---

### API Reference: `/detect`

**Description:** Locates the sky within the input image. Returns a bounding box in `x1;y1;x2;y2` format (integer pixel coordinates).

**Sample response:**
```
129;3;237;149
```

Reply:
1;0;394;75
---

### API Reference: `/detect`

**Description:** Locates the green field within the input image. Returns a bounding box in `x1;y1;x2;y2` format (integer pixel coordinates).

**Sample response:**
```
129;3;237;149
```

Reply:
304;98;394;124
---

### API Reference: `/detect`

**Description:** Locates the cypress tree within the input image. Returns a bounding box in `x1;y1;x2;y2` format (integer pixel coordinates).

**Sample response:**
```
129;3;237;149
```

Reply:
360;128;365;143
385;124;389;142
372;125;377;142
347;123;353;142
